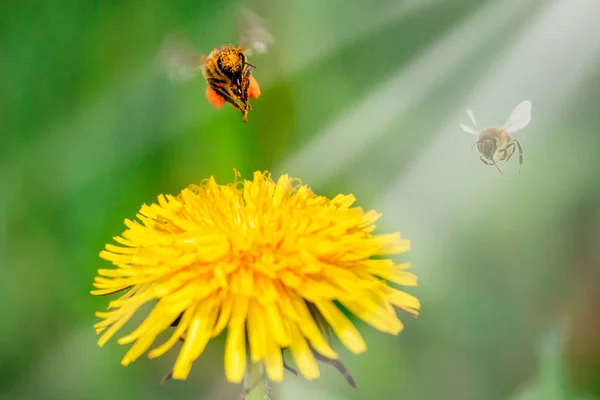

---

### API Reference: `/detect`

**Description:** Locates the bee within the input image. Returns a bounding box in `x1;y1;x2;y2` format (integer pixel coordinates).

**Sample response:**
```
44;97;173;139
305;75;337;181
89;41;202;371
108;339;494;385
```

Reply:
460;100;532;175
155;7;274;122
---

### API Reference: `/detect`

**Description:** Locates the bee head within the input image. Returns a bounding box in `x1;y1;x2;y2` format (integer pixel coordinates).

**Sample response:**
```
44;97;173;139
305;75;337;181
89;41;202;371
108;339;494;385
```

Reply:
477;137;497;160
217;48;256;78
217;49;246;77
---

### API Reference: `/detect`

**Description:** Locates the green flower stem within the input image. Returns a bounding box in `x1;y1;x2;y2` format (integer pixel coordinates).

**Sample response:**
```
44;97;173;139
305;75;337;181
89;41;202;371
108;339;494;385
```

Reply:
244;362;270;400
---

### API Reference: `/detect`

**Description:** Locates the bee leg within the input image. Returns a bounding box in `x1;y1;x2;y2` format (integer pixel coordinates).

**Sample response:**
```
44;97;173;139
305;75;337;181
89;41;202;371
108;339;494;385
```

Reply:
480;156;504;176
240;99;254;122
480;156;494;166
493;160;504;176
228;98;248;122
496;150;506;165
210;83;247;120
513;140;524;173
500;143;516;166
498;148;507;160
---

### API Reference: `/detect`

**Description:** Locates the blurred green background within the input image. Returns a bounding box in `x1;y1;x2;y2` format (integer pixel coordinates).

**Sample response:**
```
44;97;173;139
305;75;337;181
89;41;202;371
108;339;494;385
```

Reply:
2;0;600;399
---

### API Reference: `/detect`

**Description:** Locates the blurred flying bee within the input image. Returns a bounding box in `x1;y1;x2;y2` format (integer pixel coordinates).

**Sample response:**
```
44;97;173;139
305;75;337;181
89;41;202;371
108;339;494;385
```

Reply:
460;100;532;175
155;6;274;122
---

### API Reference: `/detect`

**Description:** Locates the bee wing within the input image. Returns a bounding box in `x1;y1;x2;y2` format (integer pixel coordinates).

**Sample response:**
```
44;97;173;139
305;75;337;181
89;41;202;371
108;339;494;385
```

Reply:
466;109;479;129
502;100;532;134
155;32;204;83
460;124;479;135
236;6;274;56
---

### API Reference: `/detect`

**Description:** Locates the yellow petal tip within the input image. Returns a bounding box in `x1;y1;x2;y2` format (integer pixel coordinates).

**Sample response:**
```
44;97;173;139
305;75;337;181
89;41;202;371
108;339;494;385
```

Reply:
172;365;191;380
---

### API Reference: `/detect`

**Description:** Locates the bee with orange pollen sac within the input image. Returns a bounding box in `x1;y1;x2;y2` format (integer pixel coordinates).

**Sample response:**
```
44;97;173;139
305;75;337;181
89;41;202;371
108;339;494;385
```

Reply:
156;7;274;122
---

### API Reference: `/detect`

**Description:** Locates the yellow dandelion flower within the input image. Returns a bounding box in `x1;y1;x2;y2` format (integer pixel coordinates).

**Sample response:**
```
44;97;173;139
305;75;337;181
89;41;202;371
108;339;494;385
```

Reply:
92;171;419;386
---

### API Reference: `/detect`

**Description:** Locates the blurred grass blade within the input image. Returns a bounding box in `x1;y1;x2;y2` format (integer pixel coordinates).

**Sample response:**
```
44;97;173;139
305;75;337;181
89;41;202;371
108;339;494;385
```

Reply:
508;324;592;400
